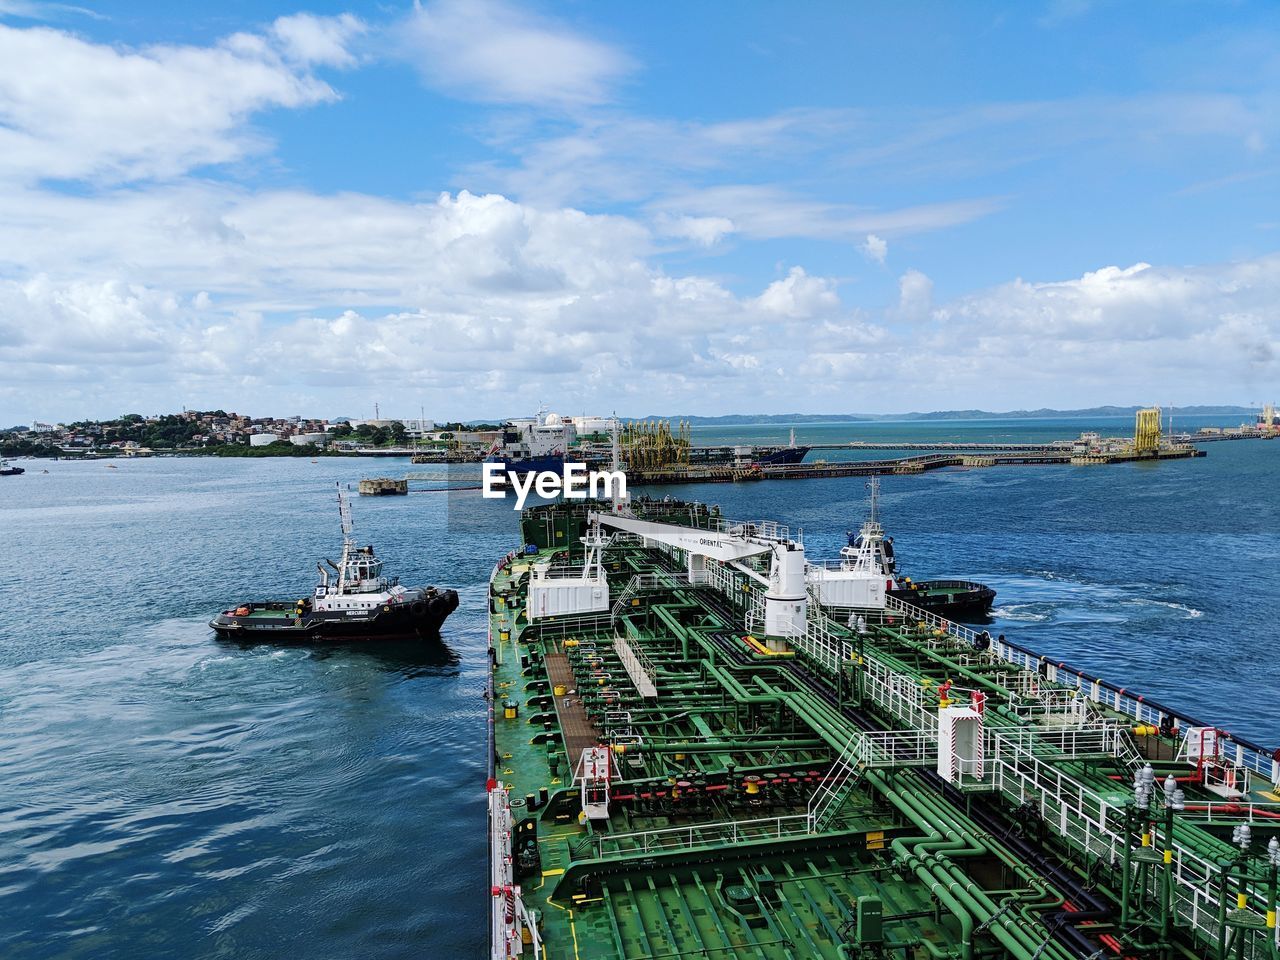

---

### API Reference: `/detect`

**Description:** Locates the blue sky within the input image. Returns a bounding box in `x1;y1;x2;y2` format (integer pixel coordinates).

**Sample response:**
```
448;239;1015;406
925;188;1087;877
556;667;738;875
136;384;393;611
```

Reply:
0;0;1277;422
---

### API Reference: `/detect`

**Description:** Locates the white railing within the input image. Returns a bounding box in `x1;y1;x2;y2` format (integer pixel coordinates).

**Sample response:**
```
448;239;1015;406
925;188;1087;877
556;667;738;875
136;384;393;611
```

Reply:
614;635;658;698
808;735;858;832
885;595;978;643
527;611;612;642
861;649;939;733
588;814;810;858
990;733;1271;951
610;571;691;622
988;724;1139;768
791;613;854;676
989;636;1280;788
489;785;541;959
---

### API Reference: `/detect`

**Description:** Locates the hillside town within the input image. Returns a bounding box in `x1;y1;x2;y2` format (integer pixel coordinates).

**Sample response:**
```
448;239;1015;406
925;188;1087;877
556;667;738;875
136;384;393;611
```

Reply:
0;409;618;459
0;409;449;457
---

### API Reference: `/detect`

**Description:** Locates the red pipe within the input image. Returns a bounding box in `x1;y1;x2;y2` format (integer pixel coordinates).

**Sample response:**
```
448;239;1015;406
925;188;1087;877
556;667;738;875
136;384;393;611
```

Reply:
1184;803;1280;819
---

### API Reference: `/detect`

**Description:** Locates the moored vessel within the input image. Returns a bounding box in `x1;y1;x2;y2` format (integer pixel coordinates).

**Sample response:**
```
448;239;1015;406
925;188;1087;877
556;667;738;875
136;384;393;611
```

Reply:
0;457;24;476
843;479;996;620
209;484;457;641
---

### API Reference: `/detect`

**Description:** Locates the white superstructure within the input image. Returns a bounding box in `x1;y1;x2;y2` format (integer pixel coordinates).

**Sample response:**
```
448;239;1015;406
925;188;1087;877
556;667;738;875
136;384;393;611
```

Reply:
312;485;413;613
495;408;578;460
806;479;894;609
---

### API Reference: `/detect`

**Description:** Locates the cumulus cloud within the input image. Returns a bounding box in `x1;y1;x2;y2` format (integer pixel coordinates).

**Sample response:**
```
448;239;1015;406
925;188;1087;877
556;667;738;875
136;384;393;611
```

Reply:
859;233;888;265
0;18;357;183
754;267;841;320
398;0;635;108
894;269;934;322
270;12;365;68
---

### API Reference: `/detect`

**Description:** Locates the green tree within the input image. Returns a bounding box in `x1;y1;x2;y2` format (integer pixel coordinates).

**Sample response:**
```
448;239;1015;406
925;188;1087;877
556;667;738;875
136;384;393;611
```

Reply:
330;422;353;438
389;421;407;445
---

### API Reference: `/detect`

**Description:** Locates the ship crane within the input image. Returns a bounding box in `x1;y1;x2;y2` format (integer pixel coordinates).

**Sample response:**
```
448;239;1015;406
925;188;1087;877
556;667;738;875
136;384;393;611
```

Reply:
589;508;809;648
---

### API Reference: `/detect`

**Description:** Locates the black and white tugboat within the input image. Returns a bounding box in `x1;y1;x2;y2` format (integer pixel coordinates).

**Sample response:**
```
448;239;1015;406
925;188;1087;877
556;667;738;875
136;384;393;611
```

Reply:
0;457;24;476
844;479;995;621
209;485;458;641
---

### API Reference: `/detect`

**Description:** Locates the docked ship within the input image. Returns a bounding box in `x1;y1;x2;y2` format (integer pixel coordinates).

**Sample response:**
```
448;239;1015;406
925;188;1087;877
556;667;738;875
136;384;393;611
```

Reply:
828;479;996;620
486;491;1280;960
0;457;23;476
688;429;812;468
485;409;584;475
209;485;457;641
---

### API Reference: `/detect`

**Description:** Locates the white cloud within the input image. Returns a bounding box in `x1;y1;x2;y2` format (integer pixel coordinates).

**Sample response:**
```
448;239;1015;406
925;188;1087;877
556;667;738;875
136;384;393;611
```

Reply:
270;12;365;68
754;267;841;320
859;233;888;265
0;18;356;183
894;269;934;321
398;0;635;108
654;186;1002;244
653;214;735;248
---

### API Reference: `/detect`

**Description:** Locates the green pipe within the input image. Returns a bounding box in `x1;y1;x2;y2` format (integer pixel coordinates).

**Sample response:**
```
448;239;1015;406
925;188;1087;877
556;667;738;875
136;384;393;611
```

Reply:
641;739;825;753
875;773;1076;960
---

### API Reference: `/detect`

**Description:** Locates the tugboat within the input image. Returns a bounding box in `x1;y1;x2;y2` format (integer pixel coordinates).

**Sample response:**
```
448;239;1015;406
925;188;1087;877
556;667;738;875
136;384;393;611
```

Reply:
209;484;458;641
0;457;23;476
845;479;995;621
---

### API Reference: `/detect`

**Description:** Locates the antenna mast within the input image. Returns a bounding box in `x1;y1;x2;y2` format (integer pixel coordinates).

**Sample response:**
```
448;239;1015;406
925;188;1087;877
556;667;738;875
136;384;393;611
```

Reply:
337;482;354;541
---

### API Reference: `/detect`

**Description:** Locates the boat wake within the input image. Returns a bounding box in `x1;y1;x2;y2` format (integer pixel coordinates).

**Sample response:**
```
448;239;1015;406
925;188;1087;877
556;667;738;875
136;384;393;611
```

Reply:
1128;598;1203;619
991;603;1053;623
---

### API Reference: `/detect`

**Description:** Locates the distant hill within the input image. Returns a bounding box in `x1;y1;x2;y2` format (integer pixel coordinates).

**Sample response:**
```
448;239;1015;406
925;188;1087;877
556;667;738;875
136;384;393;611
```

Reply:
636;406;1256;426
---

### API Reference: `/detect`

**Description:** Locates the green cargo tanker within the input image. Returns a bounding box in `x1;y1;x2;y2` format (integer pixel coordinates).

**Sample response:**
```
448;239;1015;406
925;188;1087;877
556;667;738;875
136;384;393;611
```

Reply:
487;495;1280;960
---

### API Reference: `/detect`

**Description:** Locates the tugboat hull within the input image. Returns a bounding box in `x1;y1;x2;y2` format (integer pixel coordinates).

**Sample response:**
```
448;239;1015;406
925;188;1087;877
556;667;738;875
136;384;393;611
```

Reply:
209;589;459;641
888;579;995;622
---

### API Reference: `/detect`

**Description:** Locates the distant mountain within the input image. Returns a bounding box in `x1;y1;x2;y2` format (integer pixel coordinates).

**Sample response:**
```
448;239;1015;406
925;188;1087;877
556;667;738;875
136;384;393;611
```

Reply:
635;405;1255;426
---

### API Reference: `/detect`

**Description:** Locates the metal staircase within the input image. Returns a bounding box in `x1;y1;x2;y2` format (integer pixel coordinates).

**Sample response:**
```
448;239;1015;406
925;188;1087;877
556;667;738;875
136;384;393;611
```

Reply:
807;732;866;832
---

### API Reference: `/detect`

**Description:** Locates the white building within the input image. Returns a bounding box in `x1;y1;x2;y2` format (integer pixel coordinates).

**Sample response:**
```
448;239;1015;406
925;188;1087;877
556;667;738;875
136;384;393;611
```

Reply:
570;416;614;436
249;433;279;447
289;433;328;446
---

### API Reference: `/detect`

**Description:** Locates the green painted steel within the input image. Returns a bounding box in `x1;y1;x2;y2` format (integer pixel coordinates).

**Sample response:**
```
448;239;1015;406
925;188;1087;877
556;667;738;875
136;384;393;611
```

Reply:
488;499;1280;960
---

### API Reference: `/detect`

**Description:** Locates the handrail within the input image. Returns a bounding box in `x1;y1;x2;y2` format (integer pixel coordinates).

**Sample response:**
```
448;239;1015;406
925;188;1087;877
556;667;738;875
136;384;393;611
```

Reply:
579;814;810;859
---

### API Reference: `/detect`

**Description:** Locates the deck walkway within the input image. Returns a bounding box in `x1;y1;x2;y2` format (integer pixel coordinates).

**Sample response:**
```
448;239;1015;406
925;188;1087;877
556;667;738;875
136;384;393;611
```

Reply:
545;652;601;767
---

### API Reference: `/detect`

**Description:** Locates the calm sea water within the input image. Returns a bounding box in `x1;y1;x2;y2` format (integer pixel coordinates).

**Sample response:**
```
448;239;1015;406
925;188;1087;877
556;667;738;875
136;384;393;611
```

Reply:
1;416;1277;958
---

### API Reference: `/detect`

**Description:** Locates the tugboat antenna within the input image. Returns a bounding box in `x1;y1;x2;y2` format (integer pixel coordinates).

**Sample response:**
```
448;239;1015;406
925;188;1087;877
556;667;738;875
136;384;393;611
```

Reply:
866;477;880;524
337;481;354;539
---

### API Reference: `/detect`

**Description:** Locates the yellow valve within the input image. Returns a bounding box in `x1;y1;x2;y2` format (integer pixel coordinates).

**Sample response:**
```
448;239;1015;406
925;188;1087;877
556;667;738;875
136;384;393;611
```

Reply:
1238;893;1248;910
1267;909;1276;929
1141;832;1151;848
744;776;761;795
553;684;567;696
1163;849;1172;864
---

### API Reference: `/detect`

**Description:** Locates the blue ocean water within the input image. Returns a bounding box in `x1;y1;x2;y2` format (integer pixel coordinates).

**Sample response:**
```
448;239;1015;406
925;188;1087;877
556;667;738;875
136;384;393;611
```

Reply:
1;416;1276;958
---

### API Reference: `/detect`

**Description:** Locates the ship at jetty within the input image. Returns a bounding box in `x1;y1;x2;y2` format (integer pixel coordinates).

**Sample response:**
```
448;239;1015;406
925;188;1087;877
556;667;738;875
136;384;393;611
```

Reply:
487;489;1280;960
210;485;457;641
0;457;23;476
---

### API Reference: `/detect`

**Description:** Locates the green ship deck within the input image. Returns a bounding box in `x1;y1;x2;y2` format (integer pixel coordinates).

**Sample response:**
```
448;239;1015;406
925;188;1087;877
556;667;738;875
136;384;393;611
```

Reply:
487;499;1280;960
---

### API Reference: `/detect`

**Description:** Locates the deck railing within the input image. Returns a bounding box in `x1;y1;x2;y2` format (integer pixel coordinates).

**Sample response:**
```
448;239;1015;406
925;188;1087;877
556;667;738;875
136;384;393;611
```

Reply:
580;813;810;860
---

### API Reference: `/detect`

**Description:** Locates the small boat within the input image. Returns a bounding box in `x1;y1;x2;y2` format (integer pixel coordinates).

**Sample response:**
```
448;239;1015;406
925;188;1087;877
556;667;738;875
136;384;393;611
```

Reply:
209;484;459;641
0;457;24;476
843;479;995;621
